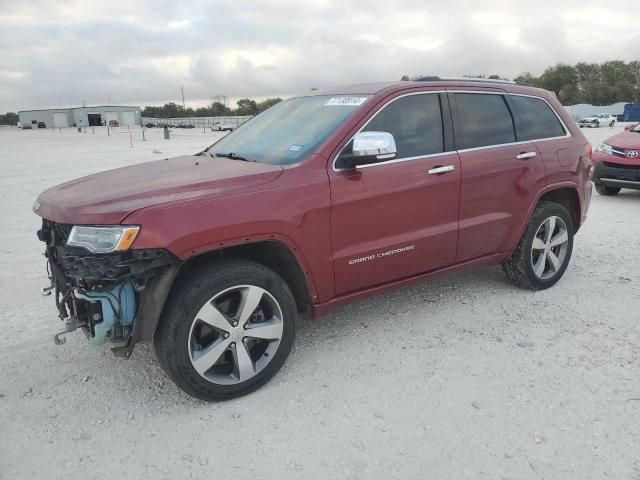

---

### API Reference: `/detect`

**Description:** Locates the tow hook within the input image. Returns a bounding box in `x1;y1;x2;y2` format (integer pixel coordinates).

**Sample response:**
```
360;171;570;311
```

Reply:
53;317;87;345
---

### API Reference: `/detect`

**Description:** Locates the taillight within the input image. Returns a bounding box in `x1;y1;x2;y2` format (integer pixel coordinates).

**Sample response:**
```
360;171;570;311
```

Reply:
584;144;595;179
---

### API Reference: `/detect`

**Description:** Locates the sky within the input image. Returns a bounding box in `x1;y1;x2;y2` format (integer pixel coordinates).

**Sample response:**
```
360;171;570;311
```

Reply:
0;0;637;112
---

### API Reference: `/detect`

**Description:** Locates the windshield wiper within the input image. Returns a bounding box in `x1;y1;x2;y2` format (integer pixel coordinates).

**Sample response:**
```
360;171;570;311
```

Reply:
214;152;254;162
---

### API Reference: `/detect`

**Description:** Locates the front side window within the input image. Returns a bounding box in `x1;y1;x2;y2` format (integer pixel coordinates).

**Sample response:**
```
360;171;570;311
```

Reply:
453;93;515;149
363;94;444;159
507;95;566;141
206;95;370;165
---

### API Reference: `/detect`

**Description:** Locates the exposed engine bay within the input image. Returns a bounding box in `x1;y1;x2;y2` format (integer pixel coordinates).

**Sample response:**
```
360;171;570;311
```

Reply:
37;220;178;354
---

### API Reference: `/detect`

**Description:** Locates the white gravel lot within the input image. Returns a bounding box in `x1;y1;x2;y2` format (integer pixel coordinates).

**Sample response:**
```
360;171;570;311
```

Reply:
1;124;639;479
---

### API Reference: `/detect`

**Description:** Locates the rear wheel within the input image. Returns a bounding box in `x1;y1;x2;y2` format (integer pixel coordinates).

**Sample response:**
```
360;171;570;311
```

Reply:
154;259;296;401
503;201;574;290
595;183;621;196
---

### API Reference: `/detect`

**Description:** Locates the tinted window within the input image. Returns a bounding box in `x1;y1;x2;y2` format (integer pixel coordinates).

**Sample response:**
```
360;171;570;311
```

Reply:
507;95;566;140
363;94;444;159
453;93;515;149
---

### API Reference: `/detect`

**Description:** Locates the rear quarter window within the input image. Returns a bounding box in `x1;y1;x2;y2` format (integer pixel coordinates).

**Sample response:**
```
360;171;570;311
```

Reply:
507;95;566;141
453;93;515;149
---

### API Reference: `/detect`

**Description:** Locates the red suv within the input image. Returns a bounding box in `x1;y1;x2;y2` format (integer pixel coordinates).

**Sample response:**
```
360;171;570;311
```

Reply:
34;78;592;400
591;122;640;195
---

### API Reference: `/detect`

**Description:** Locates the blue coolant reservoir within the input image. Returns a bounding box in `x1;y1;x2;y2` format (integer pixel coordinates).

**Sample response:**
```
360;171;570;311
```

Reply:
75;281;137;347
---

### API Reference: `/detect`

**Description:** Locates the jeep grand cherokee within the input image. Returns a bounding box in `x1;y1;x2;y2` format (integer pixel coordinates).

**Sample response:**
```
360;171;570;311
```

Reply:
34;78;592;400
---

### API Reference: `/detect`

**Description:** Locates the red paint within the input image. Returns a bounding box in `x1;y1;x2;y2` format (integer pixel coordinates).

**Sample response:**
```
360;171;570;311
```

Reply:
35;80;592;315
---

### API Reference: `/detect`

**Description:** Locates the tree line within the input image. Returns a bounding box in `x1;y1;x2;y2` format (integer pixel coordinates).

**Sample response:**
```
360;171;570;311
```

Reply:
0;112;18;125
403;60;640;106
515;60;640;105
141;97;282;118
3;61;639;123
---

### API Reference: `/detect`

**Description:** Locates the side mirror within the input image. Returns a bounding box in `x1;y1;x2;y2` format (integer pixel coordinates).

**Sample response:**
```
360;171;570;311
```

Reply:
340;131;396;169
624;123;638;131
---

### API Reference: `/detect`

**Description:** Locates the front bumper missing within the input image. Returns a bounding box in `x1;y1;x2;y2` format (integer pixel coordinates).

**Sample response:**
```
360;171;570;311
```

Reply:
38;220;180;356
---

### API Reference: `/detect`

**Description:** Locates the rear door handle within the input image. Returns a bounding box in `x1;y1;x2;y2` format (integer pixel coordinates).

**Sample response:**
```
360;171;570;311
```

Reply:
427;165;455;175
516;152;537;160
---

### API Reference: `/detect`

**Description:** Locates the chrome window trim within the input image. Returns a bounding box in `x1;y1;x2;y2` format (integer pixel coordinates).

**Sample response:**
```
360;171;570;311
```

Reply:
355;150;459;169
332;90;572;172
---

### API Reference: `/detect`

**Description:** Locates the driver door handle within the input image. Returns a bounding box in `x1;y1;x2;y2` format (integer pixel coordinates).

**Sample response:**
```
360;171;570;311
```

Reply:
516;151;537;160
427;165;455;175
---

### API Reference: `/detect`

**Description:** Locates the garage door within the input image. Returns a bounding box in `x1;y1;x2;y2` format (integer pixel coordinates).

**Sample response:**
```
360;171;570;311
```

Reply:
121;111;135;126
52;112;68;128
104;111;119;124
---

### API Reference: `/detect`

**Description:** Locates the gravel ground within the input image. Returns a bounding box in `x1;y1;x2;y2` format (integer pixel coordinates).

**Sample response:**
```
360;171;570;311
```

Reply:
1;124;639;479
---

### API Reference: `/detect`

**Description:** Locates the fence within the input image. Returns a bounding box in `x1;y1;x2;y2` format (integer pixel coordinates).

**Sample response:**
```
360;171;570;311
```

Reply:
141;115;253;128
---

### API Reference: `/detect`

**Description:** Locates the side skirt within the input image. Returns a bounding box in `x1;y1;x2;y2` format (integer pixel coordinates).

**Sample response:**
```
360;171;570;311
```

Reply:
307;252;508;319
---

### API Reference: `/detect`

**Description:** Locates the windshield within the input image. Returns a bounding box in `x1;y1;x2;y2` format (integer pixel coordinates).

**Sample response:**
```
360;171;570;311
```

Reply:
206;95;370;165
632;123;640;133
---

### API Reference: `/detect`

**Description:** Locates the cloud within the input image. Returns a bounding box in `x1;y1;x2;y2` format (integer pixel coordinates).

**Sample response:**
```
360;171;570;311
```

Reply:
0;0;636;111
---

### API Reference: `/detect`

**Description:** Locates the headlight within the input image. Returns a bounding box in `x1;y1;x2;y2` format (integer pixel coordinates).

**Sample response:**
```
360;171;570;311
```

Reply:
67;226;140;253
596;143;613;155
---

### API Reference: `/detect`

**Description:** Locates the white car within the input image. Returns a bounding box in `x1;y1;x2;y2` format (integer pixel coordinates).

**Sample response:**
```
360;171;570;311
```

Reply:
212;122;235;132
577;113;616;128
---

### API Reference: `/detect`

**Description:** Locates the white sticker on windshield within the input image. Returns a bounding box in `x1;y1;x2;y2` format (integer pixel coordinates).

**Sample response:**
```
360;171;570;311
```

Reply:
324;97;368;106
288;145;302;152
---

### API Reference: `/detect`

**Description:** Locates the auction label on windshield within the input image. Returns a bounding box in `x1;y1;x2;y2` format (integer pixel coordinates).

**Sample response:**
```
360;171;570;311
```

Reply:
325;97;368;106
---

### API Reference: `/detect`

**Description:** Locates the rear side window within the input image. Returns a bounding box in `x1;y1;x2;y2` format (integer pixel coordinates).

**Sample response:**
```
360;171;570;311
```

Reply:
453;93;515;149
507;95;566;140
363;94;444;158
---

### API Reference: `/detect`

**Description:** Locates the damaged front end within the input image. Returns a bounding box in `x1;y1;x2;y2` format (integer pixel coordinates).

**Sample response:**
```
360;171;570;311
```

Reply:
38;220;179;356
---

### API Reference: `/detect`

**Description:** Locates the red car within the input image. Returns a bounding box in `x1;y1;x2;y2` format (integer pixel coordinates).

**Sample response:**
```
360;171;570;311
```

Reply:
34;78;592;400
591;122;640;195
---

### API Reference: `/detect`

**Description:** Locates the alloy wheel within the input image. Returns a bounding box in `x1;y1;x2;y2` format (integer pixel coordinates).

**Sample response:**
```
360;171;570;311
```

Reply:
530;216;569;280
188;285;284;385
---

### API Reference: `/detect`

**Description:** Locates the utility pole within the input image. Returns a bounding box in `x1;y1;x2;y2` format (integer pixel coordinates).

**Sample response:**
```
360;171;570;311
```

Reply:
180;85;186;110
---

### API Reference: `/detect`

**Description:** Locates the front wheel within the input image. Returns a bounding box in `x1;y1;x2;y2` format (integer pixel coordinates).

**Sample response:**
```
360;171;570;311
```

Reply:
595;183;621;196
154;259;297;401
502;201;574;290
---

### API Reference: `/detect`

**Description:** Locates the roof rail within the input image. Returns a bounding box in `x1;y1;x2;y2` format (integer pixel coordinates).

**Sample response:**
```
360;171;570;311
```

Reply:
416;76;516;85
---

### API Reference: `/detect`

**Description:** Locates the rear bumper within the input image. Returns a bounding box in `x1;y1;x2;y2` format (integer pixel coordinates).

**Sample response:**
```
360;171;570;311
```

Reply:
592;161;640;190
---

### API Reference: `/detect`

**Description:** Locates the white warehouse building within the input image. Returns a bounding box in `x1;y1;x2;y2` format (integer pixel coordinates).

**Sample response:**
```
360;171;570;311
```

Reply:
18;105;141;128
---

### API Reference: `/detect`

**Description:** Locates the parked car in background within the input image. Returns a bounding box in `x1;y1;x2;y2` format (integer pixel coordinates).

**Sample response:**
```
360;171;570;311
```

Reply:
108;120;119;127
21;123;32;130
37;122;46;129
176;123;195;129
591;122;640;195
145;122;157;128
34;78;592;401
578;113;616;128
212;121;235;131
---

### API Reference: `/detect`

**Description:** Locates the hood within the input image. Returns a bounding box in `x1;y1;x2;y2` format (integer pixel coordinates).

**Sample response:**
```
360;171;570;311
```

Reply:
35;155;283;225
604;131;640;150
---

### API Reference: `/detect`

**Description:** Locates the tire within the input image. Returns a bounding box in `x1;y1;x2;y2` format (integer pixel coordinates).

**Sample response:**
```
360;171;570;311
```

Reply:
593;121;600;128
595;183;621;196
609;120;615;127
154;258;296;401
502;201;574;290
